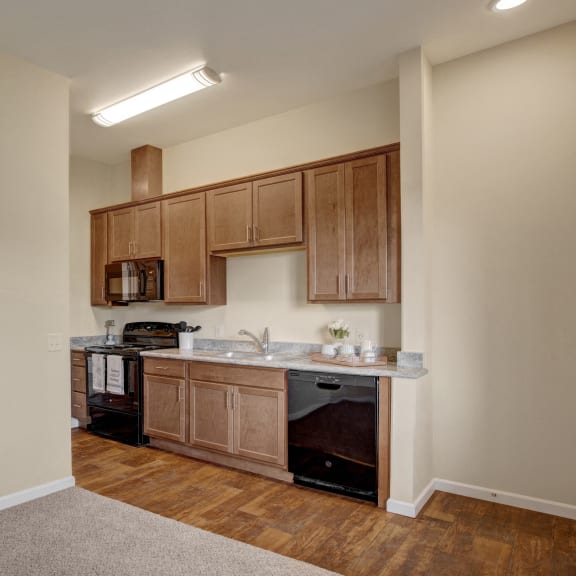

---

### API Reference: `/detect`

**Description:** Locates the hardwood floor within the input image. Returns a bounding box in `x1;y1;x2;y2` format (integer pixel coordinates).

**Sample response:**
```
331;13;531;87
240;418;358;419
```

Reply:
72;430;575;575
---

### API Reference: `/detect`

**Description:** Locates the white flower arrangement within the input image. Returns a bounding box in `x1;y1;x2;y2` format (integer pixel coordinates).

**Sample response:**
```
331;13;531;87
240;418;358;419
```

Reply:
328;319;350;340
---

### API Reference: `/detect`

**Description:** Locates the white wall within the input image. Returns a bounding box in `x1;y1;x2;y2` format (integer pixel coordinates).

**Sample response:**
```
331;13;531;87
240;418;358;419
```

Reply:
389;48;434;507
106;80;402;348
164;80;400;193
0;52;70;497
69;157;120;336
431;21;576;505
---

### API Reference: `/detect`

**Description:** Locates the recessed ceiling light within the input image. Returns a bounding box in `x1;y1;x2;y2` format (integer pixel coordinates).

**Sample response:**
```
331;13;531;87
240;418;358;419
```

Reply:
490;0;528;11
91;65;221;127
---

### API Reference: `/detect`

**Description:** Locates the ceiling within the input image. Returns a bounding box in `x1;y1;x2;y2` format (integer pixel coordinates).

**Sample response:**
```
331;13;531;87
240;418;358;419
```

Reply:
1;1;575;165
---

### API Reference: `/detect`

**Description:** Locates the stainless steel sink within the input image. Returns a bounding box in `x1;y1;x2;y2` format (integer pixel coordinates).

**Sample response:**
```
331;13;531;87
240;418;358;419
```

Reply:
216;351;301;361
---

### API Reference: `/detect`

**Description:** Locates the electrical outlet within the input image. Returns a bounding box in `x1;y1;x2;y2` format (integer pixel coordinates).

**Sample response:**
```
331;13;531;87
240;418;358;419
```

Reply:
47;333;63;352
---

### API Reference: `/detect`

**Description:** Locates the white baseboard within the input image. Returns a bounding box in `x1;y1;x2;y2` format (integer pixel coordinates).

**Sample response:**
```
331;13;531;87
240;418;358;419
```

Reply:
0;476;76;512
387;478;436;518
387;478;576;521
435;479;576;521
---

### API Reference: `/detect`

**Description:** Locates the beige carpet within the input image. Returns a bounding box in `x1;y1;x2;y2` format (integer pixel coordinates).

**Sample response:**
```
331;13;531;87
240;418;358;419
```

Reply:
0;487;341;575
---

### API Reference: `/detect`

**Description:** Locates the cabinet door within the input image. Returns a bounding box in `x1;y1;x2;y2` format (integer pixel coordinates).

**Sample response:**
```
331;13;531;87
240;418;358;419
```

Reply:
306;164;347;301
90;213;108;305
207;183;253;252
163;194;207;303
344;155;388;300
108;207;133;262
134;202;161;259
143;375;186;442
252;172;303;247
188;380;234;453
233;386;286;466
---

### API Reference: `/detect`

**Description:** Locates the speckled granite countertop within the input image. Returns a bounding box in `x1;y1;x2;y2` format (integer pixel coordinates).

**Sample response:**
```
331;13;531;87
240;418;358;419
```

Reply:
71;336;426;378
140;348;427;379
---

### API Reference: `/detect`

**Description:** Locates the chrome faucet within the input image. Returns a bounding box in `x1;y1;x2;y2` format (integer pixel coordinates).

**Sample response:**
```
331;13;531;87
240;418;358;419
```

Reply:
238;327;270;354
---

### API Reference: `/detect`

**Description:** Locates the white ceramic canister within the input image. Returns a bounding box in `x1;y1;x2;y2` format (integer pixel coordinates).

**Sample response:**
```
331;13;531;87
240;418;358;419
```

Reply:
178;332;194;351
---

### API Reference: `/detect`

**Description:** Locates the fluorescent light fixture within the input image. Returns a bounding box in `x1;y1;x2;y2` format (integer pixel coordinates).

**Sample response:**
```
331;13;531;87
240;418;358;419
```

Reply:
92;65;221;127
490;0;528;11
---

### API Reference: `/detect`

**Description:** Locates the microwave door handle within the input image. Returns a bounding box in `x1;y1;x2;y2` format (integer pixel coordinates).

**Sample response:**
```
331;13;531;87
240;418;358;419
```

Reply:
139;268;147;297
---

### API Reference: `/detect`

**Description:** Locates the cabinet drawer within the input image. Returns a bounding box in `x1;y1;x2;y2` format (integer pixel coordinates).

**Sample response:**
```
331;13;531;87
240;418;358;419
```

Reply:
187;362;286;391
71;391;86;419
71;366;86;392
71;351;86;367
144;358;186;378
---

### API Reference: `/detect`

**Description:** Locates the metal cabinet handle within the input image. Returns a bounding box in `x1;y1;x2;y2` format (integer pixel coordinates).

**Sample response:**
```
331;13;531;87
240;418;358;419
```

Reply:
254;225;259;242
246;225;251;242
155;366;168;370
177;385;183;402
233;390;239;410
199;281;204;299
345;274;350;295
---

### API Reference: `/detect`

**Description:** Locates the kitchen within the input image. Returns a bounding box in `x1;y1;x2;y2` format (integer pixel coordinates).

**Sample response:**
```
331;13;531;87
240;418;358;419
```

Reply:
2;2;576;574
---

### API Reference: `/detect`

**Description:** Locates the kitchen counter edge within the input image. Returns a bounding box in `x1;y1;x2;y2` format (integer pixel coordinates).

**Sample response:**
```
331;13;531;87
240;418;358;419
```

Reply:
140;348;427;379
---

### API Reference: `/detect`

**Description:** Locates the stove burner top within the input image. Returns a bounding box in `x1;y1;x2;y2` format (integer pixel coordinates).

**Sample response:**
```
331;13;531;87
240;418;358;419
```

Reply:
84;321;183;355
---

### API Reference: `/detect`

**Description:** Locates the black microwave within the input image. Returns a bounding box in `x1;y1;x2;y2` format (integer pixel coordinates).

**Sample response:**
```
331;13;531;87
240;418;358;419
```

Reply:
105;259;164;303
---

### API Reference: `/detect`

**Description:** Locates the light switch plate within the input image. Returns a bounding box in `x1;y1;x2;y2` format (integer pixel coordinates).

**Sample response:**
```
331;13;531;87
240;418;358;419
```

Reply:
47;333;63;352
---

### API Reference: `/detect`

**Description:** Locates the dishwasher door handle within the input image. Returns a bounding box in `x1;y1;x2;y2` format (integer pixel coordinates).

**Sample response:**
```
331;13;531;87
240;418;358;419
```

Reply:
316;382;342;391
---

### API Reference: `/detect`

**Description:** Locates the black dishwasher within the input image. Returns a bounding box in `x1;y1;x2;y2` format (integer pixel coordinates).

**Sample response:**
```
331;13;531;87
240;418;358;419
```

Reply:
287;370;378;502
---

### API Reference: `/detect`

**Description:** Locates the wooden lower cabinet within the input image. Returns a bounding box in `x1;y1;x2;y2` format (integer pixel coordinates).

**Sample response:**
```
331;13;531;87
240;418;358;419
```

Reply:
143;359;288;471
234;385;286;465
188;380;234;453
187;379;286;466
71;351;89;427
143;374;186;442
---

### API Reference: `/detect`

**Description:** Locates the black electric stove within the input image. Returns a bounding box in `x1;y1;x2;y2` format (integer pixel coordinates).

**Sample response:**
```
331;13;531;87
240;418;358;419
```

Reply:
84;321;183;446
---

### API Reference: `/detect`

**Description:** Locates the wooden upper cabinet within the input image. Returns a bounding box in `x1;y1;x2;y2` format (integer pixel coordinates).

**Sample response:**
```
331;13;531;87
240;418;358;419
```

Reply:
207;172;303;253
252;173;303;247
307;153;400;303
345;155;388;301
163;193;226;304
108;207;132;261
108;201;161;262
306;164;347;301
134;202;162;258
207;183;253;252
90;212;108;305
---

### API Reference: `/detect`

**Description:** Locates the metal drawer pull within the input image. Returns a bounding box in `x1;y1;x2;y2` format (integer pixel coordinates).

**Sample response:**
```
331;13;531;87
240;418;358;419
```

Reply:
155;366;168;370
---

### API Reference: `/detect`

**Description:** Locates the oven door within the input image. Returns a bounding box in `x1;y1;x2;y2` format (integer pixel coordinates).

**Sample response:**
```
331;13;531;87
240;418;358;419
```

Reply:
86;353;140;414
